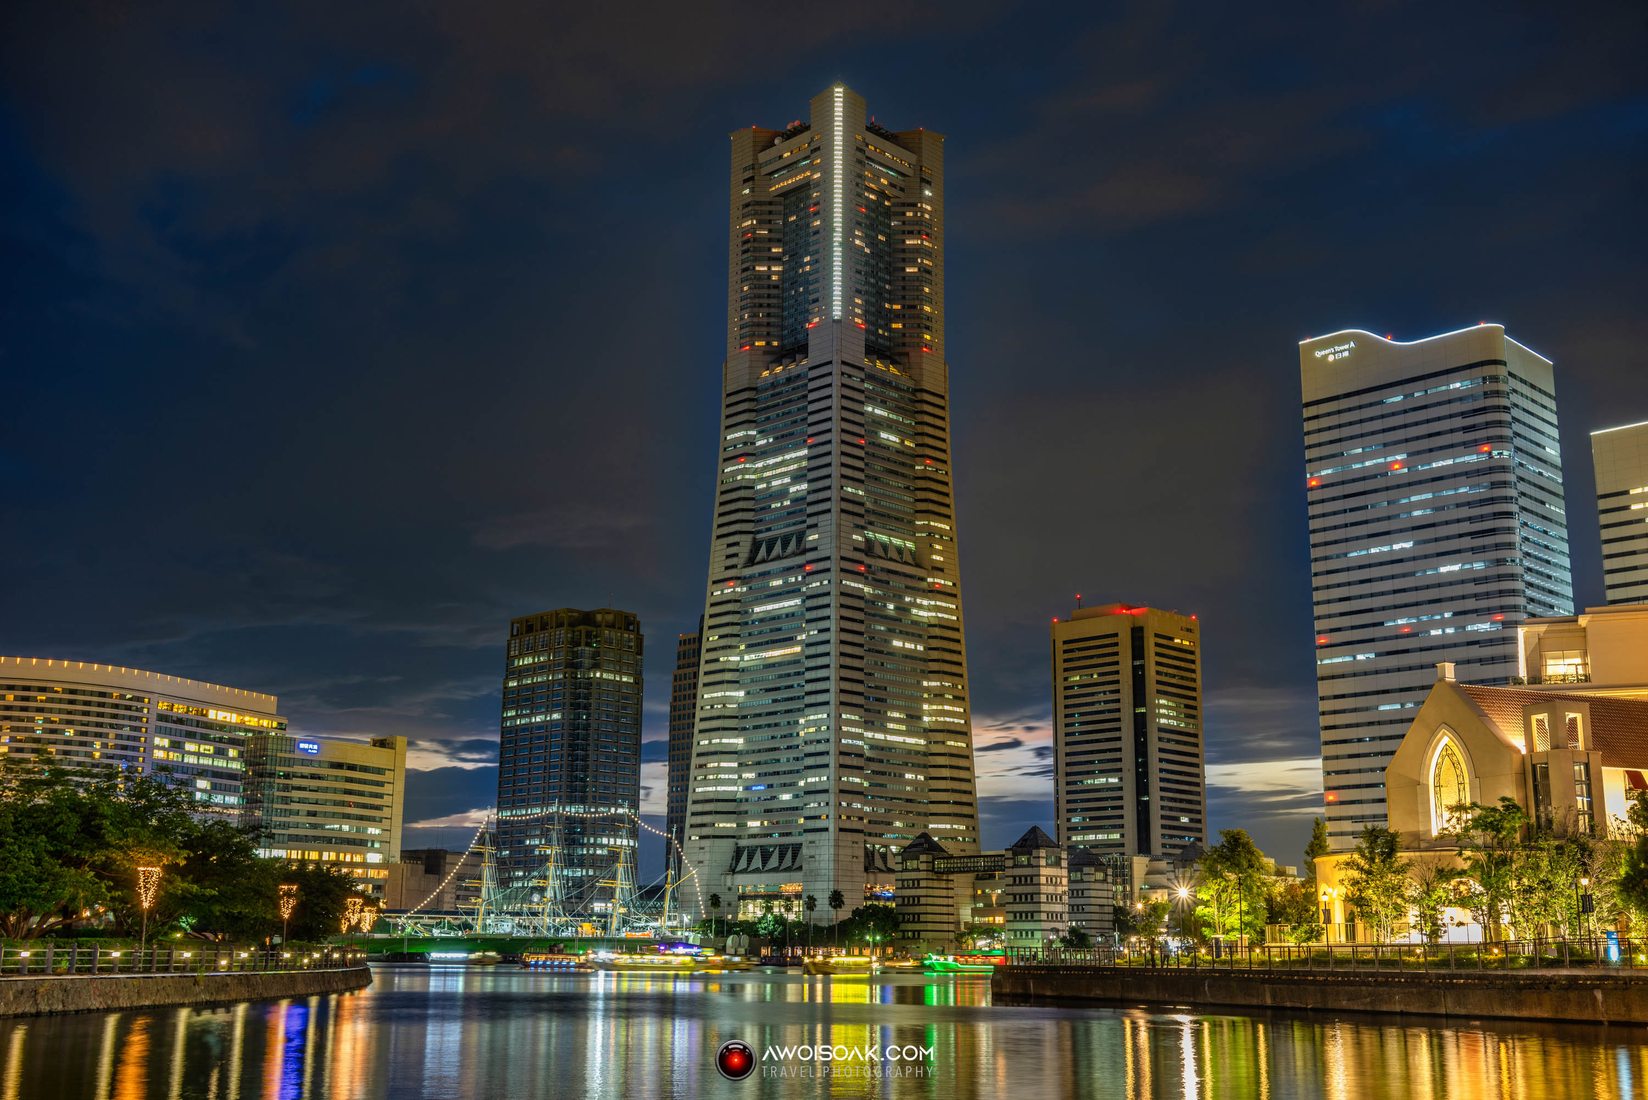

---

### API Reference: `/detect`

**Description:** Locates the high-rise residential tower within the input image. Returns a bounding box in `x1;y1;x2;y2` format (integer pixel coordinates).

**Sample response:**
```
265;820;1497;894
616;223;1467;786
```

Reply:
664;620;701;880
682;86;980;918
1051;604;1205;863
1592;420;1648;605
1300;326;1573;846
496;609;643;914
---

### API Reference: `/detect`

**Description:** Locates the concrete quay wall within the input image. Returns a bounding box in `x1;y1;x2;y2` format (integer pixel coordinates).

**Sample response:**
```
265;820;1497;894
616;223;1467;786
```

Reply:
992;965;1648;1024
0;966;370;1018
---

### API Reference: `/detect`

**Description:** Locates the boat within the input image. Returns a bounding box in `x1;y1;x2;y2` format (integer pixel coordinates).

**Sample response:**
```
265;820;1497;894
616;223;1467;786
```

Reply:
922;953;1002;974
587;951;703;973
520;952;593;972
802;955;879;975
698;955;753;972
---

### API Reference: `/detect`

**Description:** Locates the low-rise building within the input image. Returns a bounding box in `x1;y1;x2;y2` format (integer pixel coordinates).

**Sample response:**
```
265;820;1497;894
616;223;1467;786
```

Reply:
244;733;407;899
894;826;1073;950
1316;658;1648;940
383;848;483;913
1067;848;1117;939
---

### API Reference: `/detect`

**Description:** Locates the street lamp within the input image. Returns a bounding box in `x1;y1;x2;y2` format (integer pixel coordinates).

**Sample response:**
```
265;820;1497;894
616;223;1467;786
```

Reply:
279;884;299;946
137;866;163;957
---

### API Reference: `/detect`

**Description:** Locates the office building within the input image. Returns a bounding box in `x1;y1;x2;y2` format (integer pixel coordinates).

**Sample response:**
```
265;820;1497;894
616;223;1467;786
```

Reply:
1052;603;1205;863
1300;325;1573;847
0;655;282;809
244;733;406;897
665;621;701;880
1593;421;1648;605
496;609;643;915
682;85;981;917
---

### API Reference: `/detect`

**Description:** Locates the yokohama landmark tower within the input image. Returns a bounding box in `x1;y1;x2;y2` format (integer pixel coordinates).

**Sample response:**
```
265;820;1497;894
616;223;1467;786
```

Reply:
681;86;980;917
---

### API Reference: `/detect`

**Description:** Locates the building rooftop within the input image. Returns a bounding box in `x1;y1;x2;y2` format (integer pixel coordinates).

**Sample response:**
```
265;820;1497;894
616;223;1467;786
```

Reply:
1457;682;1648;769
1008;826;1060;852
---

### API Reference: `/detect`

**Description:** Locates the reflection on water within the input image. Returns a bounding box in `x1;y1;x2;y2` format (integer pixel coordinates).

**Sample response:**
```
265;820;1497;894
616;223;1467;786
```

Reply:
0;967;1640;1099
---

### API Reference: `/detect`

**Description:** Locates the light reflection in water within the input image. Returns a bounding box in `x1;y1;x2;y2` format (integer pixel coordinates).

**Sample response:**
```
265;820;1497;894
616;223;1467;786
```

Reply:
0;969;1639;1099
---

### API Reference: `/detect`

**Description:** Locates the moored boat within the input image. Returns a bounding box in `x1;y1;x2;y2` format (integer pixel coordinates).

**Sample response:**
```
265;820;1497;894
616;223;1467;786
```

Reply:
802;955;879;975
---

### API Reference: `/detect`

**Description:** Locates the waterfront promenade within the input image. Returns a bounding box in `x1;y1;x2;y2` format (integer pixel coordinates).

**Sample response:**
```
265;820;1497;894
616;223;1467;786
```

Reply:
0;943;371;1017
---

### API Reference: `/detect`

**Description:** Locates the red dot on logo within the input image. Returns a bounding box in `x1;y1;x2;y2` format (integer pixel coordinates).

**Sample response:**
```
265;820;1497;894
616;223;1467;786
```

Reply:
717;1040;756;1081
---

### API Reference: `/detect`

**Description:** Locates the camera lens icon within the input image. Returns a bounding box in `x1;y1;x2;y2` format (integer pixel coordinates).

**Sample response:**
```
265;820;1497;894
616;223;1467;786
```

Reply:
716;1039;756;1080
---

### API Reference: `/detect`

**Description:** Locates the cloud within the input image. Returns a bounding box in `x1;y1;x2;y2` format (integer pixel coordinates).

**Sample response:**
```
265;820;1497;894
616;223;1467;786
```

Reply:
472;506;651;552
976;736;1024;753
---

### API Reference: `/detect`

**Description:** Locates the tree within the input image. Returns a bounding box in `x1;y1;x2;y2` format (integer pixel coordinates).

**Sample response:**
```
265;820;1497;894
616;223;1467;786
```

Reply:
1195;829;1269;943
1407;857;1458;945
1305;818;1331;881
1265;880;1323;945
1342;826;1406;943
279;863;365;943
1059;926;1092;950
828;889;845;947
1115;900;1171;962
838;902;898;955
708;893;722;939
1448;797;1528;941
803;894;817;948
1616;792;1648;927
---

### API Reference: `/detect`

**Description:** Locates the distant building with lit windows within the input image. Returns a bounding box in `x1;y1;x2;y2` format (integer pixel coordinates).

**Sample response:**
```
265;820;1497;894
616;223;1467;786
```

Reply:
244;733;406;898
1300;325;1574;848
0;655;283;810
1051;603;1205;863
665;620;701;881
682;85;981;918
495;608;643;914
1592;420;1648;605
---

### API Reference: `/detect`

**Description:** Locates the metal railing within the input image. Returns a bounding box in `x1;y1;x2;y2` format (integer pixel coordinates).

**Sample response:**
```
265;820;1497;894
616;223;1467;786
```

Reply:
1008;938;1646;972
0;943;367;978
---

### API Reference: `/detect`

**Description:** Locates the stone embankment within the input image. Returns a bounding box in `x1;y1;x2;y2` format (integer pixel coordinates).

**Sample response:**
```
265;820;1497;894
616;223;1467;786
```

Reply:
0;965;370;1018
993;965;1648;1024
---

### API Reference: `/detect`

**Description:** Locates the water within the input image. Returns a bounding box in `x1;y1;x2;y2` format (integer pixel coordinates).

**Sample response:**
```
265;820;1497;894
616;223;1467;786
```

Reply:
0;965;1641;1099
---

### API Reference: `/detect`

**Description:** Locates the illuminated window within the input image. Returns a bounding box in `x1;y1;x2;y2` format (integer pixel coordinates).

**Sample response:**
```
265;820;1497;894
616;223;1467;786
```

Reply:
1429;735;1469;837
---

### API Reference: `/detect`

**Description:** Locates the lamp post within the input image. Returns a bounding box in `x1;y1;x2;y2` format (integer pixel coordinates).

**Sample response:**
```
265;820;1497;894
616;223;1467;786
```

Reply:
1578;876;1593;943
136;865;163;959
279;884;299;947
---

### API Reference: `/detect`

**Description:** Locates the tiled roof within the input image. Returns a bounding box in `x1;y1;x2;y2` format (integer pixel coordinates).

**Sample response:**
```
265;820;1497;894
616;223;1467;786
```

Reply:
1456;683;1648;768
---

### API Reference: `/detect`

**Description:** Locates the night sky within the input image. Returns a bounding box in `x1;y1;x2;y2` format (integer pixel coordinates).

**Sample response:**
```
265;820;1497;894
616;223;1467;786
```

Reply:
4;3;1645;879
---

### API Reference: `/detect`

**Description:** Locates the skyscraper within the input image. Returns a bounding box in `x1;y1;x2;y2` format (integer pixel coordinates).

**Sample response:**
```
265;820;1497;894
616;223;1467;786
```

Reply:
1300;325;1573;846
495;609;643;914
1051;604;1205;863
664;620;701;880
1592;420;1648;605
681;85;980;918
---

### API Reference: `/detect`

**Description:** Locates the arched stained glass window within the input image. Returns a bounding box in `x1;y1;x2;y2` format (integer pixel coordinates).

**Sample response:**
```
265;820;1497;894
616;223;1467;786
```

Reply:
1430;737;1469;836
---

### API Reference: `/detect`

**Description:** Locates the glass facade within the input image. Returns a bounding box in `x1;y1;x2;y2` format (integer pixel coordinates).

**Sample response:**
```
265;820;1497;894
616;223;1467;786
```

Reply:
1300;326;1573;847
495;609;642;914
683;86;979;913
